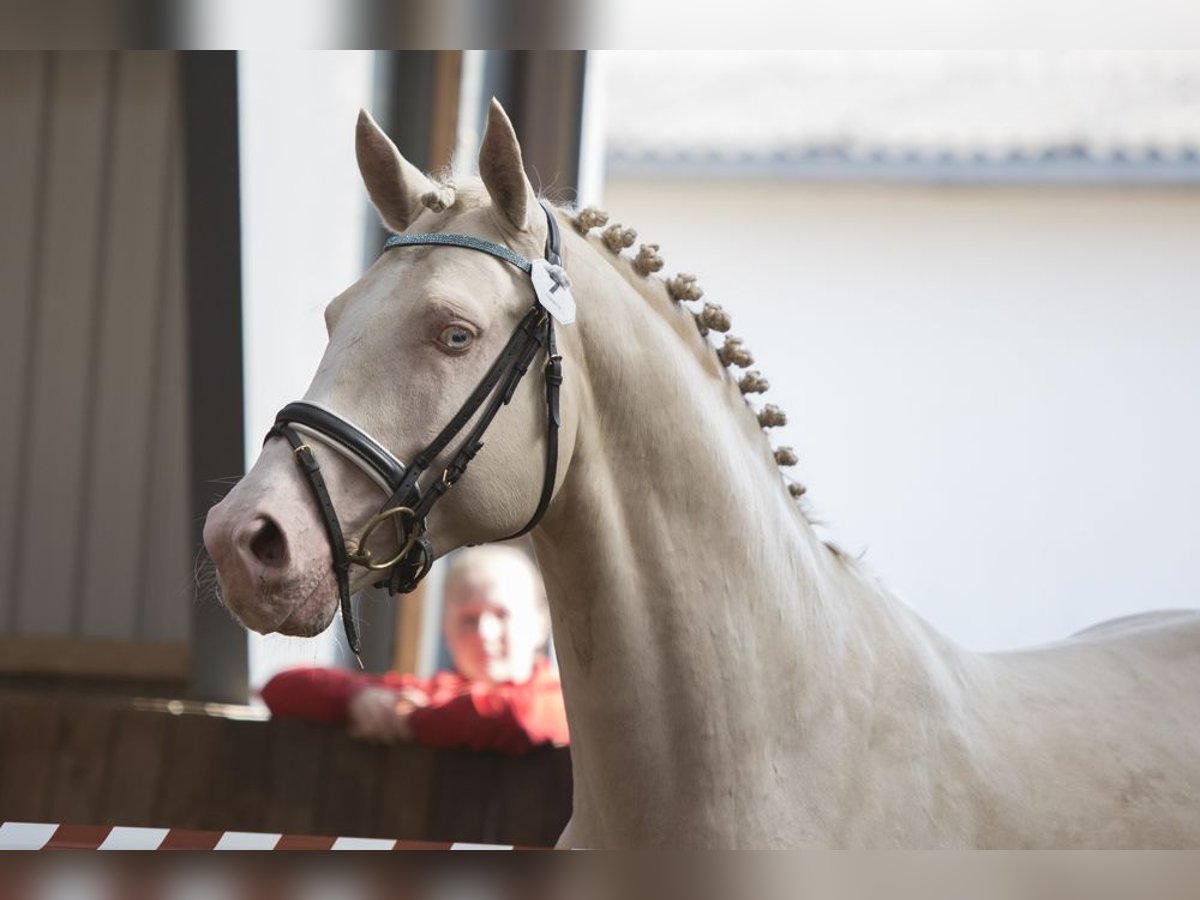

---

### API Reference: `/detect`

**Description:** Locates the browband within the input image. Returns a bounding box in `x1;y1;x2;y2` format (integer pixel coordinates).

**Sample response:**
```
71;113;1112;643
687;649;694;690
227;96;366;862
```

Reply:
382;199;563;272
383;232;533;273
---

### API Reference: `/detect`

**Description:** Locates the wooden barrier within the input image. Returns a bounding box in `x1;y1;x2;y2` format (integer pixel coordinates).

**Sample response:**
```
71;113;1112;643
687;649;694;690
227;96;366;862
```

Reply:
0;692;572;847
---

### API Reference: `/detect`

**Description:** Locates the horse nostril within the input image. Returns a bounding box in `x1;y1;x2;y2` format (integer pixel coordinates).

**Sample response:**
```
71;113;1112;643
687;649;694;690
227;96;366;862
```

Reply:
246;516;288;569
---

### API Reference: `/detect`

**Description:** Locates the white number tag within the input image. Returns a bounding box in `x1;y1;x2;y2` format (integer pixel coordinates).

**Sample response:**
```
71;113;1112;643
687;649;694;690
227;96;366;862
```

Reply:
531;259;576;325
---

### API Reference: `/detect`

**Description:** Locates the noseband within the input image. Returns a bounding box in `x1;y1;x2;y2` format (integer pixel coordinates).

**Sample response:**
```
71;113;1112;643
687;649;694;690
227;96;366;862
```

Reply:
267;201;569;658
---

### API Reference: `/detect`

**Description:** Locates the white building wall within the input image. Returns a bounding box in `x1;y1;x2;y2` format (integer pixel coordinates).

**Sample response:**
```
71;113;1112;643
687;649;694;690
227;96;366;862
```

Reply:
604;178;1200;651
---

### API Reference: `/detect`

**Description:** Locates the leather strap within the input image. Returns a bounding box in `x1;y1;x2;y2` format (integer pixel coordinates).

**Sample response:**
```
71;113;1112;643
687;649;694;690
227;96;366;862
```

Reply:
268;422;360;656
276;401;408;491
383;232;533;273
408;311;550;523
381;305;547;513
502;318;560;541
387;534;434;594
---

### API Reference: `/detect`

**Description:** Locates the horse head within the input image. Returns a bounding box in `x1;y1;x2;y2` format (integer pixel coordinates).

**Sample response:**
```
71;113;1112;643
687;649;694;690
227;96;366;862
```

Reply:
203;100;580;642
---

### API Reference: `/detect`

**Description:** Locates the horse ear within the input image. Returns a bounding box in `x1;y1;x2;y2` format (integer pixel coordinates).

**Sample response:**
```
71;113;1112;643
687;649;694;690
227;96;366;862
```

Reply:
478;98;538;232
355;109;433;232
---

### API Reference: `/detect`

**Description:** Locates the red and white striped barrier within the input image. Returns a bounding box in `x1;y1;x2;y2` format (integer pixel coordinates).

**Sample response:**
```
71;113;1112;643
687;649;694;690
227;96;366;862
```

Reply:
0;822;522;851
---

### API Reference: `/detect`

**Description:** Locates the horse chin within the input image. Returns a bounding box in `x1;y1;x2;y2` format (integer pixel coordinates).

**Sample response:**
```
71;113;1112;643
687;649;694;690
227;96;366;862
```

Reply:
275;600;337;638
272;574;339;638
219;564;338;639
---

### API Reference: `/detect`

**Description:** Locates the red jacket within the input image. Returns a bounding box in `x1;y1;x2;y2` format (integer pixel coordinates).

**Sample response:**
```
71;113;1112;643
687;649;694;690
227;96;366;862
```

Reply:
260;661;569;755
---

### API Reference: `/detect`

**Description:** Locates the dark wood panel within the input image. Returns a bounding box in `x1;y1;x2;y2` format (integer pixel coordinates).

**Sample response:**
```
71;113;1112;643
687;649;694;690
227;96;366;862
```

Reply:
374;742;437;840
316;732;385;837
0;695;572;845
80;51;178;639
200;716;273;832
491;747;572;847
0;52;48;636
544;745;574;843
262;717;327;834
0;696;62;821
15;51;115;635
152;709;223;829
427;749;499;843
102;707;171;825
48;702;116;823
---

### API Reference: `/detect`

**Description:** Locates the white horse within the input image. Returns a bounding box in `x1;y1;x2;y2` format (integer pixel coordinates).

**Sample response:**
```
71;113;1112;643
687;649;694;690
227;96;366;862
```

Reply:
204;100;1200;848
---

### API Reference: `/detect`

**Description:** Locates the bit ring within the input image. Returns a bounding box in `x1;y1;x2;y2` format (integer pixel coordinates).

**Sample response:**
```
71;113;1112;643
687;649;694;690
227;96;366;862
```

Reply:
346;506;420;571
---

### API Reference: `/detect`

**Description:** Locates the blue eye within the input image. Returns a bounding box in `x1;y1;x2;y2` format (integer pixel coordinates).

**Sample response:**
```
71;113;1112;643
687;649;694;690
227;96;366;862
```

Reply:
439;325;474;350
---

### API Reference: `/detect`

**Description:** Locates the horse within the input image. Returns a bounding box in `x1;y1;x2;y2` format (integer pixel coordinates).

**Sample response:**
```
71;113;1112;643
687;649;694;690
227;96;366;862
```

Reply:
203;99;1200;848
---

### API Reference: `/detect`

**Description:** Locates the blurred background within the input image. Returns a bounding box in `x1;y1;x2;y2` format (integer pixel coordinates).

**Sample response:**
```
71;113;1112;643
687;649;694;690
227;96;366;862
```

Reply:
0;49;1197;843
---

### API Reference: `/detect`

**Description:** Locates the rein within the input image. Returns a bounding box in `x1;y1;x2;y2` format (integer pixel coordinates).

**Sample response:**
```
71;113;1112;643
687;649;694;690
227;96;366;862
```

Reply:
267;201;568;659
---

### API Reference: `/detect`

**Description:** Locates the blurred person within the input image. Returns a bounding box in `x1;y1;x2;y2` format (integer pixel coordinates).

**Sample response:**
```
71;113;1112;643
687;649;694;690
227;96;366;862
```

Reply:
261;545;568;754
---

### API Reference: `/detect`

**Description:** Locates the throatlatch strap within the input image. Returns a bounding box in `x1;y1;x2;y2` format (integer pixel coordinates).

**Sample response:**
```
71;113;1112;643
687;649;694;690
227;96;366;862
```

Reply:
504;318;560;540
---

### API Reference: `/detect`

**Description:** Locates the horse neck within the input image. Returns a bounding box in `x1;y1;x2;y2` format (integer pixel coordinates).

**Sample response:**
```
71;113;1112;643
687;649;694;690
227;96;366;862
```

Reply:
531;240;955;839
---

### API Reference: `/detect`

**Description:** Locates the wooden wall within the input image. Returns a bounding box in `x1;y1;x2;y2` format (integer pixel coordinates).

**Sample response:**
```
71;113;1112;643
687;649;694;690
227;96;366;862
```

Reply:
0;692;573;847
0;52;191;681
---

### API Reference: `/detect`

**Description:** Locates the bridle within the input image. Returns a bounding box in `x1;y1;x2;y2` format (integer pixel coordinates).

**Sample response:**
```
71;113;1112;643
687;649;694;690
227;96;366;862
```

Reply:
266;201;570;659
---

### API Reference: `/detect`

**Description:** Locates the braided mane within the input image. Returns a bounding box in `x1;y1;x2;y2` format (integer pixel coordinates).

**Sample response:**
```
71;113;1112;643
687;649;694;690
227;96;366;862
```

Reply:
412;183;826;531
564;203;814;512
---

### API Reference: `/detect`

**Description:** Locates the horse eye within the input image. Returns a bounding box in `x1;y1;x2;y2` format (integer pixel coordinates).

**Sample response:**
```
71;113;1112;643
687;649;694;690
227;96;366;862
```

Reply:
438;325;474;351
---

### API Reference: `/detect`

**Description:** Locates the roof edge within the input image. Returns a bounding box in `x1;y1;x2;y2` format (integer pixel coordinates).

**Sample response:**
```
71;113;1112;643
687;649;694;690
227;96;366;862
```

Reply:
606;151;1200;185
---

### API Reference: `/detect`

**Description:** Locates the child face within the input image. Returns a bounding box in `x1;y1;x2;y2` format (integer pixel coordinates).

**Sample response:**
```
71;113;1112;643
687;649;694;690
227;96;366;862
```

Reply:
443;563;547;684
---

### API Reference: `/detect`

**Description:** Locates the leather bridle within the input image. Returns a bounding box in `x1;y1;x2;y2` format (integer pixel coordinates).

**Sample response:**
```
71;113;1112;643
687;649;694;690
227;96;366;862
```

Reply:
266;201;568;658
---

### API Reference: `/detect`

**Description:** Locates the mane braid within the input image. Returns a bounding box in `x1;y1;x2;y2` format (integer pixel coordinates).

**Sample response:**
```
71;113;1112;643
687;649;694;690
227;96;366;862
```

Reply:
420;169;458;212
565;202;823;531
